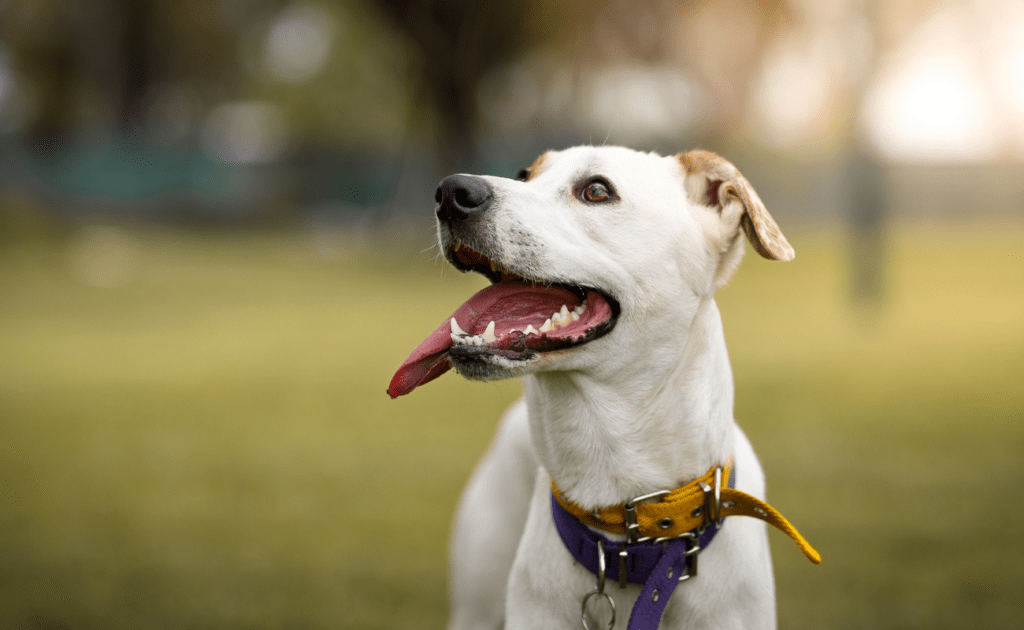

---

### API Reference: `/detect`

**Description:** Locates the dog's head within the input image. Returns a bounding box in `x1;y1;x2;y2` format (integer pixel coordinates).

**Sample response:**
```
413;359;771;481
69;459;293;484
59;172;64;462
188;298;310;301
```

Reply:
388;146;792;398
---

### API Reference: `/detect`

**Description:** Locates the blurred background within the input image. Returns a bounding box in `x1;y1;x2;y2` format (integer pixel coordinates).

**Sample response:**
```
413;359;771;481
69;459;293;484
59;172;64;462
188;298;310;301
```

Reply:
0;0;1021;628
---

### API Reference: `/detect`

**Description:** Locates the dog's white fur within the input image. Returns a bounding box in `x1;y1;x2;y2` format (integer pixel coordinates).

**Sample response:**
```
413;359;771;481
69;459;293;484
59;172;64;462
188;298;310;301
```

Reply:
441;146;793;630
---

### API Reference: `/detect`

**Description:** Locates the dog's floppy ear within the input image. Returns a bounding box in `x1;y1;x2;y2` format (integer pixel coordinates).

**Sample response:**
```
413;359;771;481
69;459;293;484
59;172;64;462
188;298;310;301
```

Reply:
678;150;795;263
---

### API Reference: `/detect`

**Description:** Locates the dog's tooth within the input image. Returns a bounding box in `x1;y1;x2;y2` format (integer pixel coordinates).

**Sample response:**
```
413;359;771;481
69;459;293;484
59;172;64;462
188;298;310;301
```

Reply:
539;318;553;333
524;324;537;335
490;260;498;272
451;333;461;344
483;321;496;343
453;242;462;252
451;318;468;336
571;311;579;321
575;301;587;315
560;305;569;320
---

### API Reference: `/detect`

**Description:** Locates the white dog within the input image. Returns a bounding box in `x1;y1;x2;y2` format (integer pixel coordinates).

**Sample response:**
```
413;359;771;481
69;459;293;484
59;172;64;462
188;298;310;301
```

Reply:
388;146;820;630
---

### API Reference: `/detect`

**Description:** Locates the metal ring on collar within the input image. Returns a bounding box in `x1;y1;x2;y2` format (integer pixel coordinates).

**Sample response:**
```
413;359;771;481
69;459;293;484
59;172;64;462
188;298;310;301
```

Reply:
581;590;616;630
581;539;615;630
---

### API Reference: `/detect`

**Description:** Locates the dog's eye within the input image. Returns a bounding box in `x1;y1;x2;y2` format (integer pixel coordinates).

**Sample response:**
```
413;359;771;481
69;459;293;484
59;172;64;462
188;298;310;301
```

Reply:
516;168;531;182
583;181;612;203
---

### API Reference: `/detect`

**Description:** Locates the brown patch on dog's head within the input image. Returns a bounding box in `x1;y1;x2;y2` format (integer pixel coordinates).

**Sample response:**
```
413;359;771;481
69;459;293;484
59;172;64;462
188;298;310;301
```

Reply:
677;149;794;262
517;151;551;182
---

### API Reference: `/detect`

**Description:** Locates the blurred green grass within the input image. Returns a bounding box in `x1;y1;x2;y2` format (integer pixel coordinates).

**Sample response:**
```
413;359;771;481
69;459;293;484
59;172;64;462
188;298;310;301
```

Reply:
0;223;1022;629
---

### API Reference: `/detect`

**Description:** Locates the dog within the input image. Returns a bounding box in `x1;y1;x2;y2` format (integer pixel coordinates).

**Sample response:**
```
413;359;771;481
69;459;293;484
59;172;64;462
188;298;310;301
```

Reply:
388;146;818;630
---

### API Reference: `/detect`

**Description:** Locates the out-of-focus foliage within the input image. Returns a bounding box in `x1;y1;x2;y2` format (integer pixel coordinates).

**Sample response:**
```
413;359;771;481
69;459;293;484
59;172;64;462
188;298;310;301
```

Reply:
246;2;413;146
0;0;414;146
1;0;1021;222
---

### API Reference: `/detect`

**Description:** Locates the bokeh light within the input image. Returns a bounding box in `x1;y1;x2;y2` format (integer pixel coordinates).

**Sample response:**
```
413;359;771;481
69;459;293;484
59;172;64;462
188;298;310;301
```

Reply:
200;101;289;164
862;5;1004;162
264;3;337;83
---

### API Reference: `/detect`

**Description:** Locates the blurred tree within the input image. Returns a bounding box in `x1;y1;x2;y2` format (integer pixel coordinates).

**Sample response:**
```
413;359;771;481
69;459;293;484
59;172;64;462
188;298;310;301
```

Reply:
370;0;531;171
246;1;412;147
668;0;789;144
0;0;242;149
515;0;791;146
846;144;887;308
0;1;78;152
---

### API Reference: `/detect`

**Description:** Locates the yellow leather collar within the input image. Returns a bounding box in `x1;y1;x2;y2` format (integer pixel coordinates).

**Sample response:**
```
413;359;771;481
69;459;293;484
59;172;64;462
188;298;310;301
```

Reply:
553;463;821;564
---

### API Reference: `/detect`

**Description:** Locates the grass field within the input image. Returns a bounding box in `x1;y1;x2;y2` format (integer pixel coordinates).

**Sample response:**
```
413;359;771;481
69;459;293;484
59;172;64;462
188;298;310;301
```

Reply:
1;222;1022;629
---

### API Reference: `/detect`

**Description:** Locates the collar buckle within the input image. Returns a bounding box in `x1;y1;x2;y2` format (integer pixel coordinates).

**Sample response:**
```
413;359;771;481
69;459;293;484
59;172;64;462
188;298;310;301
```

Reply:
651;531;700;582
621;489;670;589
623;489;670;544
672;532;700;582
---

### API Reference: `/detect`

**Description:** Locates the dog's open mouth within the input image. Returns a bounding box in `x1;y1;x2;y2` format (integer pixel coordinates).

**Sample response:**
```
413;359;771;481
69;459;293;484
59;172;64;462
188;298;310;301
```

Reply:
387;242;620;398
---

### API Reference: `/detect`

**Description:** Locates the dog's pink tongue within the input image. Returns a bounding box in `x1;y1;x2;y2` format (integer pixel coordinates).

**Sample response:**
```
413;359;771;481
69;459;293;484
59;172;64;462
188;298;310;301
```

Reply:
387;281;577;398
385;316;460;400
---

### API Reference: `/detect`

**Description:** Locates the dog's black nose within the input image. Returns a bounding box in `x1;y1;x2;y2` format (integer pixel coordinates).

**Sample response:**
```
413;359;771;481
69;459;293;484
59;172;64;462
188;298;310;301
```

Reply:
435;174;493;222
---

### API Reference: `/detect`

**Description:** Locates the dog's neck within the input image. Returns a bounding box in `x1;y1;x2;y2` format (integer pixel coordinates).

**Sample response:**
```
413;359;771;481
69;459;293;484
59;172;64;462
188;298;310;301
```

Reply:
523;296;735;509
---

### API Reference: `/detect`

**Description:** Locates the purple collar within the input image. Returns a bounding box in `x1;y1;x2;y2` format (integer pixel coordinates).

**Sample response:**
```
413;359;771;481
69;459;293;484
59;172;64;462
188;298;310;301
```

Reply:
551;468;736;630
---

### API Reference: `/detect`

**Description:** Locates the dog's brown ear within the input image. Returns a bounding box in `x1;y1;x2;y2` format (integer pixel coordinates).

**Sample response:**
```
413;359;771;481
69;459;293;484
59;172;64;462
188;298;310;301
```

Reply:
678;150;794;262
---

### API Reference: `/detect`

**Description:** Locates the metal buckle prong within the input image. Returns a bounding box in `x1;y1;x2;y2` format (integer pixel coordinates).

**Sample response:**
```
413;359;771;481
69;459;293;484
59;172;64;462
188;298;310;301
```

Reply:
713;467;724;527
618;547;628;589
698;467;724;533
